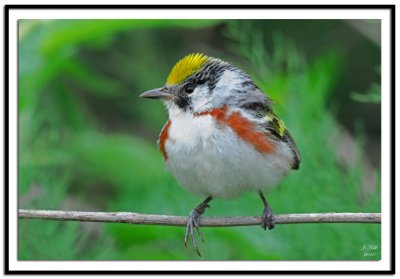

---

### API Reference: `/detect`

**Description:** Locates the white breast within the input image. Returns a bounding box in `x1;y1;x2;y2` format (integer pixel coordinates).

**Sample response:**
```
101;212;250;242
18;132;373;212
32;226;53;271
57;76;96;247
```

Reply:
164;111;293;199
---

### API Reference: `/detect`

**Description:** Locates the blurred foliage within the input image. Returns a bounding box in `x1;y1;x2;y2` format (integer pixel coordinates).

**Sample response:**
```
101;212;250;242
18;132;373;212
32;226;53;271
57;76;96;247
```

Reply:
18;19;380;260
351;65;381;104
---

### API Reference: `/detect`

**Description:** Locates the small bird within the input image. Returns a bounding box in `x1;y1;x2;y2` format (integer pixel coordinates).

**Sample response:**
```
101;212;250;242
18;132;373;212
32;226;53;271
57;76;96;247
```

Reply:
140;53;300;256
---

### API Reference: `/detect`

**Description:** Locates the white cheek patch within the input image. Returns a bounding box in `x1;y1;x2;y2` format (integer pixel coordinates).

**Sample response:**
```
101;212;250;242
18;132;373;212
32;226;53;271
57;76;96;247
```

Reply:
190;85;211;112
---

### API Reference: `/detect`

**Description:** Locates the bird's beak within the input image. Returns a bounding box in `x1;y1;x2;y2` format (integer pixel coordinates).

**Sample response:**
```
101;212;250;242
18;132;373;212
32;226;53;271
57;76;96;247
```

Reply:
139;87;173;100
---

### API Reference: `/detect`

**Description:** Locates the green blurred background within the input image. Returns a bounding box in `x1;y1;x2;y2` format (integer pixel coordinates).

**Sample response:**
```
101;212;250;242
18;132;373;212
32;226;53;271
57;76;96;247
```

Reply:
18;19;381;260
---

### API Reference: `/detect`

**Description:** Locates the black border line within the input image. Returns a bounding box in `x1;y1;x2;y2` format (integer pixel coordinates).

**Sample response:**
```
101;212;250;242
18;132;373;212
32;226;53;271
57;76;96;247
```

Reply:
4;4;395;275
2;4;398;9
4;3;10;276
390;4;396;275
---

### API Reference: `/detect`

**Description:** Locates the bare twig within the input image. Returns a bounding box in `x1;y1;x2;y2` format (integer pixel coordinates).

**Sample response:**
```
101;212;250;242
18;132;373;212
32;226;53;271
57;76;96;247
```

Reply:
18;209;381;226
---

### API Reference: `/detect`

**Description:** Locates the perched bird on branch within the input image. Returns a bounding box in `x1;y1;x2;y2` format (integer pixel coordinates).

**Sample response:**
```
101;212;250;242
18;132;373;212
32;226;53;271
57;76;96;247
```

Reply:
140;53;300;256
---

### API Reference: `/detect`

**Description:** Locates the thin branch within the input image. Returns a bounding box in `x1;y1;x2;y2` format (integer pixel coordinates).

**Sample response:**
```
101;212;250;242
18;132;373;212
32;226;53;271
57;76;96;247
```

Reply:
18;209;381;227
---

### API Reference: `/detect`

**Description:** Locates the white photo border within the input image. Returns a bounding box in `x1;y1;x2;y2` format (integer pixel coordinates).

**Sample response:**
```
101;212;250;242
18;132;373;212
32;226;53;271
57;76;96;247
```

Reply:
5;4;395;274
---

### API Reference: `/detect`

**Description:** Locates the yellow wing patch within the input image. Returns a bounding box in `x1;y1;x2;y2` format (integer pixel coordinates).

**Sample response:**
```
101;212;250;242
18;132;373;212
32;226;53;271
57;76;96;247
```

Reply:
166;53;209;85
264;112;286;137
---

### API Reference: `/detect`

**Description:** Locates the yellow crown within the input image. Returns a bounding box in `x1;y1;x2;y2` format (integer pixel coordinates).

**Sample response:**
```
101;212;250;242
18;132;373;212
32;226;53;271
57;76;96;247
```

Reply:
166;53;209;85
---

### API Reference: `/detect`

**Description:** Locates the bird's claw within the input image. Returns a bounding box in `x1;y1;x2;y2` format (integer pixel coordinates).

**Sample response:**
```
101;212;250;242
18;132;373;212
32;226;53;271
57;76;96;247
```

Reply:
184;209;204;256
261;205;275;230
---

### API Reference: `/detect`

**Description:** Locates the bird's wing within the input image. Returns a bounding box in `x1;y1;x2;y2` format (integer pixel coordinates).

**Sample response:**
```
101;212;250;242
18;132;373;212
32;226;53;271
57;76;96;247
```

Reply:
262;111;301;170
240;92;301;170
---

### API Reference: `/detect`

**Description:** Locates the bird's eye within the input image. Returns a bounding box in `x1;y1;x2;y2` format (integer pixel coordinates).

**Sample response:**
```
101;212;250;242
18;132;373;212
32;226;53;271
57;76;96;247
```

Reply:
185;84;195;94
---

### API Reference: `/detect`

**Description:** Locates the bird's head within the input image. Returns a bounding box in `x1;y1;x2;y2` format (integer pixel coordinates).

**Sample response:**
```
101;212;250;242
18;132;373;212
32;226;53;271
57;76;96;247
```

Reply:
140;53;265;115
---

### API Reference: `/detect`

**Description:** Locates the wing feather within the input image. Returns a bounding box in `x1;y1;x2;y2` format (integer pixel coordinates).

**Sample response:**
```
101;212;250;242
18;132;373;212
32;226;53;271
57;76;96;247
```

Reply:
239;91;301;170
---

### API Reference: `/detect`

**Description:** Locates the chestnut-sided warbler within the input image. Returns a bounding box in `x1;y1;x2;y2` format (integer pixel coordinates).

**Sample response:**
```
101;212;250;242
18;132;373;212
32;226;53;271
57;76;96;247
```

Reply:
140;53;300;256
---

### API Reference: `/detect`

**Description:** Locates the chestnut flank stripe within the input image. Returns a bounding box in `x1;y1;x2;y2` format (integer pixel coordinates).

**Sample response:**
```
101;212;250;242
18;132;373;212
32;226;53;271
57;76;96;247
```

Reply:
196;106;274;153
159;120;171;160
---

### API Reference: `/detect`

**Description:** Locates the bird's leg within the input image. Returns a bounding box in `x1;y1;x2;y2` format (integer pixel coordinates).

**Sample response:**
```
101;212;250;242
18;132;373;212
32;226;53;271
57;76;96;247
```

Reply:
258;191;275;230
184;195;212;256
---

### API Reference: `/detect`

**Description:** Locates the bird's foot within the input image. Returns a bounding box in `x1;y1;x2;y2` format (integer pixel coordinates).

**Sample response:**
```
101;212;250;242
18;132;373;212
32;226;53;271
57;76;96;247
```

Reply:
184;196;212;257
184;208;206;256
261;204;275;230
